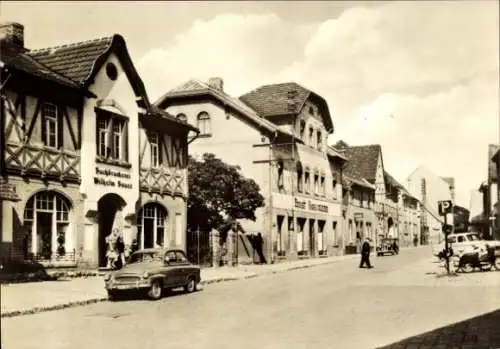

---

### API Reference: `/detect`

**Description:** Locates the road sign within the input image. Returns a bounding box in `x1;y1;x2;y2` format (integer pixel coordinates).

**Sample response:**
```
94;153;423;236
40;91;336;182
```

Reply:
438;200;453;216
442;223;453;235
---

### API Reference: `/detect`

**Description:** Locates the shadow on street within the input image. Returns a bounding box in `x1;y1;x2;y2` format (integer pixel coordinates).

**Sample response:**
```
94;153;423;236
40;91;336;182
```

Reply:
377;308;500;348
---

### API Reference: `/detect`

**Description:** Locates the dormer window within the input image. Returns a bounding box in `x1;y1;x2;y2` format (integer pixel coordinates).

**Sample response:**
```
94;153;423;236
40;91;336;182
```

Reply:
309;106;314;115
197;112;211;136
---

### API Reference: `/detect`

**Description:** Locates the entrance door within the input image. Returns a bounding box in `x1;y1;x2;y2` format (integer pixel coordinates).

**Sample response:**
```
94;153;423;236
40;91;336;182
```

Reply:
37;212;52;260
97;194;125;267
143;218;154;248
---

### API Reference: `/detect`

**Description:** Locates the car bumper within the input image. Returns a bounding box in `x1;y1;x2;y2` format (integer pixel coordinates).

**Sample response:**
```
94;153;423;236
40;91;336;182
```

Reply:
105;279;152;291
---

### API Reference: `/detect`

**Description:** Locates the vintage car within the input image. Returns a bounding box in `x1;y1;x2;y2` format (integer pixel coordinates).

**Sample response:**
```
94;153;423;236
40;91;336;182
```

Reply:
376;238;399;256
104;248;201;300
431;232;500;260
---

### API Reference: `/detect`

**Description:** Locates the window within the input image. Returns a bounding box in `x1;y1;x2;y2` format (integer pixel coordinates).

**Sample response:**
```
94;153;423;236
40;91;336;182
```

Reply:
96;113;128;161
97;118;109;157
304;171;310;194
314;174;319;195
297;167;303;193
299;120;306;139
332;180;338;199
176;113;187;122
309;106;314;115
42;103;58;148
333;221;338;244
320;176;325;196
197;112;211;135
277;160;284;190
137;203;168;249
150;132;160;167
309;127;314;147
316;131;322;150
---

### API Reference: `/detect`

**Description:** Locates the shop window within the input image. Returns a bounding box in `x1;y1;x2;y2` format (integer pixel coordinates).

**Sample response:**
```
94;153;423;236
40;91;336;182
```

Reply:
42;102;58;148
197;112;211;136
333;221;338;245
96;112;128;162
24;191;71;260
297;218;306;252
318;220;325;253
137;203;168;249
277;215;285;255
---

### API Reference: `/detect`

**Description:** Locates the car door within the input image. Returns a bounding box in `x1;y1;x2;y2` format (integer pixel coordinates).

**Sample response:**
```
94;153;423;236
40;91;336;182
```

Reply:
175;251;192;285
162;251;181;287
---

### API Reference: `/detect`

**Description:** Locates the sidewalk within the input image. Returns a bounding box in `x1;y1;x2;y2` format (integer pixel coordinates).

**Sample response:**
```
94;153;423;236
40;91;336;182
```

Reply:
1;253;359;318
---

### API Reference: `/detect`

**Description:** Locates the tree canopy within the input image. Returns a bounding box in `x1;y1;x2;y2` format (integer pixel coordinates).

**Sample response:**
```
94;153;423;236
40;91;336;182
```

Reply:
187;153;265;236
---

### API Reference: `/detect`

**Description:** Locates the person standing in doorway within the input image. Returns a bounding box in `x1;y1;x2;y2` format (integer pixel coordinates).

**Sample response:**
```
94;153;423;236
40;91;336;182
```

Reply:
116;235;125;269
359;237;373;269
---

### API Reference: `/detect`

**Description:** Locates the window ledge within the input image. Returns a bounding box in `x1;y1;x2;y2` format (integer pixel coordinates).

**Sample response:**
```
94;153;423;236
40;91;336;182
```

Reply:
96;157;132;169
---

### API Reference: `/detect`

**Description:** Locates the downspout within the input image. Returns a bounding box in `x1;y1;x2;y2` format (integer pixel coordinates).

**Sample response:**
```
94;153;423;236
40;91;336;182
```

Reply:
268;130;278;263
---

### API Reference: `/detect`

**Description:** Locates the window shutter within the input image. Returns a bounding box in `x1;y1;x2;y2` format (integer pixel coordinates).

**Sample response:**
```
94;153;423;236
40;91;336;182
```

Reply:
123;121;129;162
41;103;46;146
158;133;163;166
57;105;63;149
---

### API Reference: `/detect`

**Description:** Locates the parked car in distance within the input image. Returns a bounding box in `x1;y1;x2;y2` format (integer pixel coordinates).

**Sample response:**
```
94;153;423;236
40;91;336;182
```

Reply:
104;248;201;300
432;232;500;259
376;238;399;256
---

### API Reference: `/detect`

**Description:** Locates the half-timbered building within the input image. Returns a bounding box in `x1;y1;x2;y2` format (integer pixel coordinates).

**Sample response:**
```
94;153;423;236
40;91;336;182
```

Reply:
0;22;196;267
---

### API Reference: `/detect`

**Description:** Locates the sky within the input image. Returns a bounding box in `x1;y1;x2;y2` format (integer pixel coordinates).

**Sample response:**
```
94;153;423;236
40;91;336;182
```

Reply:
2;1;499;208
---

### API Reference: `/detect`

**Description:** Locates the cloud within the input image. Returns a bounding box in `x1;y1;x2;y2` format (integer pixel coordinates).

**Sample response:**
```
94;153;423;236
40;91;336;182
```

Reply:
136;1;499;206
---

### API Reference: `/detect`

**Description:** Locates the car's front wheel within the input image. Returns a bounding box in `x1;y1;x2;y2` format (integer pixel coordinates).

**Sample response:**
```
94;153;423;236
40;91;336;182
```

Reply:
107;291;122;301
184;277;197;293
148;280;163;300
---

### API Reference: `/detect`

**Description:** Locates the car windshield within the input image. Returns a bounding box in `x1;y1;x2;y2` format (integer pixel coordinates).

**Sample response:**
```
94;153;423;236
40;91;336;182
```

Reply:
129;252;163;264
466;234;479;241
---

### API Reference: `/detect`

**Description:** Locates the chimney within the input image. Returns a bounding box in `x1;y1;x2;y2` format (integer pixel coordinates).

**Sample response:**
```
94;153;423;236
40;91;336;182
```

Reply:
0;22;25;52
208;77;224;91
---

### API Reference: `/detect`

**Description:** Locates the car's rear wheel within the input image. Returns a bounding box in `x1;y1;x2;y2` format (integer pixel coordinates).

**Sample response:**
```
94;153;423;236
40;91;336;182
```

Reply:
462;263;474;273
494;258;500;271
148;280;163;300
184;277;196;293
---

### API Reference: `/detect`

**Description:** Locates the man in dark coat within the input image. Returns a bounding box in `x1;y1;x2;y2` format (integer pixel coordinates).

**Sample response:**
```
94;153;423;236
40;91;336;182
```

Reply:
254;233;267;264
359;238;373;268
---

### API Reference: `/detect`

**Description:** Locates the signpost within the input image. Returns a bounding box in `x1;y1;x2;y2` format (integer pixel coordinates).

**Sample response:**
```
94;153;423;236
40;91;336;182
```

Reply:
438;200;453;274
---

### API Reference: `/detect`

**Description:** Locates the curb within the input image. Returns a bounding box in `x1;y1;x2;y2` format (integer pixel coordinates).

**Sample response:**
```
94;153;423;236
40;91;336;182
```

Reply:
0;254;359;318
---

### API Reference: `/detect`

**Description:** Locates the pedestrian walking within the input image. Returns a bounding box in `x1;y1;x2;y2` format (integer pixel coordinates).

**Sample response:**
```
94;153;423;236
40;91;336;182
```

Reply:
116;235;125;269
359;237;373;269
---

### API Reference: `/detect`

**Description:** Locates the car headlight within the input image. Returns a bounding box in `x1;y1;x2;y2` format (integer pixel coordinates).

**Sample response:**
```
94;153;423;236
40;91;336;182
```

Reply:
142;272;150;279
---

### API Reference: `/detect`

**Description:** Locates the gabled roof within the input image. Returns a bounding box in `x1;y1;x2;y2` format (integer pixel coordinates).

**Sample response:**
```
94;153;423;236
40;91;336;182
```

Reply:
327;146;348;161
239;82;334;133
28;36;113;85
340;144;382;184
155;79;300;140
1;41;81;90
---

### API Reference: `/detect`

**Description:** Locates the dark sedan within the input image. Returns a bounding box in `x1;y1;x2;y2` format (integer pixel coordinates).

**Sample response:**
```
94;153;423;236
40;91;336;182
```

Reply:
104;248;201;300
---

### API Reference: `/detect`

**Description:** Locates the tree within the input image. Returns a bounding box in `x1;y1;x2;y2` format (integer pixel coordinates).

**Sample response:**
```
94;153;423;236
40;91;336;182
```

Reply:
187;153;265;241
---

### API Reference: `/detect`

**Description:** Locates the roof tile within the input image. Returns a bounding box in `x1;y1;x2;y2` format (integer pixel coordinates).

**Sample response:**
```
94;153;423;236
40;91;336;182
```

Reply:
338;143;381;184
28;36;113;85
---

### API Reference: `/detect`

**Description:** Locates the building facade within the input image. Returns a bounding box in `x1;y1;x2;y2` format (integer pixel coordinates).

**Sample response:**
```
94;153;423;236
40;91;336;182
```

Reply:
486;144;500;239
406;165;454;245
156;79;343;262
0;22;194;267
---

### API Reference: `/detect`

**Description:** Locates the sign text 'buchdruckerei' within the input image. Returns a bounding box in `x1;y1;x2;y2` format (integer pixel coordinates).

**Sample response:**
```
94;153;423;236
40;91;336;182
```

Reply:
94;167;132;189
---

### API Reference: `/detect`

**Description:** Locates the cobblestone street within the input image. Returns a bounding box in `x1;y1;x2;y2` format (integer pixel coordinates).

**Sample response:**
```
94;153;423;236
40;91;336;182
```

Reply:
2;247;499;349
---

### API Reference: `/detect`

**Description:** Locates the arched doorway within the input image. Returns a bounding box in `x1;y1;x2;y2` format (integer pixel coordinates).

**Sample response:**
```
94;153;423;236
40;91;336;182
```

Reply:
23;191;72;261
97;193;126;267
137;203;168;249
387;217;394;237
